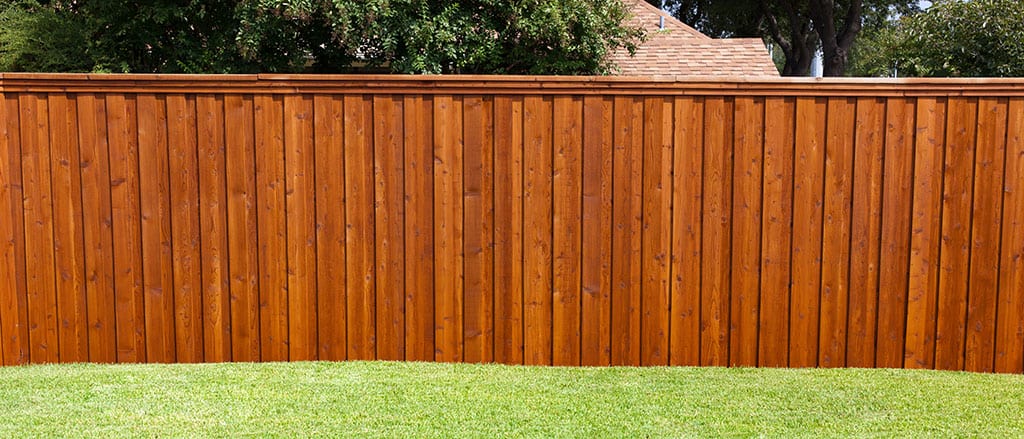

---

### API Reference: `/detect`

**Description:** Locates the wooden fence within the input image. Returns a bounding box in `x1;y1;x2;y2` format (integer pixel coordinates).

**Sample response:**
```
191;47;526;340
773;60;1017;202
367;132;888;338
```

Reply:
0;74;1022;372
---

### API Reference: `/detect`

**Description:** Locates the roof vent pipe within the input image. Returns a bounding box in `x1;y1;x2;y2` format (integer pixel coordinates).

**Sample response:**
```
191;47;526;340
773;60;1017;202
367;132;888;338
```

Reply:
659;15;664;29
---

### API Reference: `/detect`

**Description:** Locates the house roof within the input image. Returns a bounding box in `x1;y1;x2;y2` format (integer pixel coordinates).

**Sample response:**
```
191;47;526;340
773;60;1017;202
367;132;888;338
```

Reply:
609;0;780;77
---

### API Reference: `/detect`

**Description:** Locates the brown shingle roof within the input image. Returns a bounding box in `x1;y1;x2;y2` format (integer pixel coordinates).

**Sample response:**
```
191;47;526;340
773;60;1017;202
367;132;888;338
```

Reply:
609;0;779;77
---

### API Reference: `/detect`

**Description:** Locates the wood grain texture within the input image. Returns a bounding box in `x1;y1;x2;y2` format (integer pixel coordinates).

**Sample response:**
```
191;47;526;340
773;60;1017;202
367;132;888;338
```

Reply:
671;97;704;366
314;95;347;361
197;95;231;362
523;95;553;365
0;94;30;365
641;97;672;366
729;96;763;367
581;96;613;367
284;95;317;361
553;96;582;366
493;96;524;365
373;95;405;361
904;97;946;369
964;97;1007;373
936;97;979;371
701;97;732;366
995;98;1024;374
345;95;377;361
610;96;642;366
137;94;176;363
225;94;260;362
433;95;463;363
819;98;855;368
463;95;494;364
255;94;288;362
404;95;433;362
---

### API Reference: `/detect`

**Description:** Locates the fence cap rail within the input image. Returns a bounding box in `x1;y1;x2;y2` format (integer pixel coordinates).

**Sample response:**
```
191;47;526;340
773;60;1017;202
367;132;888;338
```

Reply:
1;73;1023;96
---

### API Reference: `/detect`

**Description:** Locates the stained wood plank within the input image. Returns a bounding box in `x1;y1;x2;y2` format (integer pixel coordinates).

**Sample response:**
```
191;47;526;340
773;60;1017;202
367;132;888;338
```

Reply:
314;94;347;361
729;96;764;367
610;96;643;366
284;94;317;361
137;94;176;363
701;96;732;366
373;95;405;361
523;95;553;365
225;94;260;362
493;96;524;365
788;97;826;368
106;94;146;363
403;95;434;362
48;94;89;363
995;98;1024;374
552;96;582;366
0;94;30;365
345;95;376;360
166;94;204;363
759;97;795;368
936;97;978;371
964;97;1007;373
434;95;463;362
876;97;915;369
196;95;231;362
847;98;886;368
641;96;672;366
463;95;495;364
255;95;288;362
904;97;946;369
581;96;613;366
670;97;704;366
819;98;856;368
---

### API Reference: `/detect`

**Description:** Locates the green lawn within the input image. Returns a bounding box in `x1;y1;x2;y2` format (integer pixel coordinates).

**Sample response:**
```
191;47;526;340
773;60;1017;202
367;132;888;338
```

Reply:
1;361;1022;438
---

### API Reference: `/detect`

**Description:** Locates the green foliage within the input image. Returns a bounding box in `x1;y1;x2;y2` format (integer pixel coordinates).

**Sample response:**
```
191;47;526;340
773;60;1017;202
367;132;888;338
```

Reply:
850;0;1024;77
0;0;643;75
235;0;645;74
0;1;93;72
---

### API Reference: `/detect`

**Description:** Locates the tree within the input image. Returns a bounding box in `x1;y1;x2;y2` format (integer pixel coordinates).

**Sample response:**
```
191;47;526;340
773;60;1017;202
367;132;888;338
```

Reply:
0;0;644;75
235;0;644;74
849;0;1024;77
654;0;917;76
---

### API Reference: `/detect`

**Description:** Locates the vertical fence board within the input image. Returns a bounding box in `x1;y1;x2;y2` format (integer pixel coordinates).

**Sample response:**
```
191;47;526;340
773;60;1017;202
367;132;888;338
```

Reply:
493;96;524;365
255;95;288;362
964;97;1007;373
284;95;318;361
21;94;59;363
729;96;764;367
702;97;732;366
137;94;176;363
197;95;231;362
995;98;1024;374
434;95;463;362
374;95;406;361
404;95;434;362
847;98;886;368
581;96;613;367
524;95;553;366
819;97;855;368
315;95;347;361
611;96;643;366
225;94;260;362
904;98;946;369
876;97;915;368
345;95;377;360
641;97;672;366
671;97;704;366
49;94;89;363
759;97;794;368
553;96;583;366
936;97;978;371
464;95;494;364
166;95;204;363
0;94;30;365
106;94;146;363
789;97;826;368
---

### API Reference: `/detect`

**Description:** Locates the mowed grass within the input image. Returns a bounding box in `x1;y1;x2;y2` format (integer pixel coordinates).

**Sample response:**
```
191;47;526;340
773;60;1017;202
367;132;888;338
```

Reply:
1;361;1023;438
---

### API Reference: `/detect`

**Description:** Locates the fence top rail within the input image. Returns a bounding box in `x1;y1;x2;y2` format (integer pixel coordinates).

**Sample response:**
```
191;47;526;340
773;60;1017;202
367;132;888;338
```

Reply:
2;73;1023;96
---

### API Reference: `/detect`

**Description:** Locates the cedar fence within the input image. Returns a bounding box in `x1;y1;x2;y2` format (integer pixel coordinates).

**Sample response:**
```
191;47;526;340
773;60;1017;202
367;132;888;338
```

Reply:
0;74;1022;372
